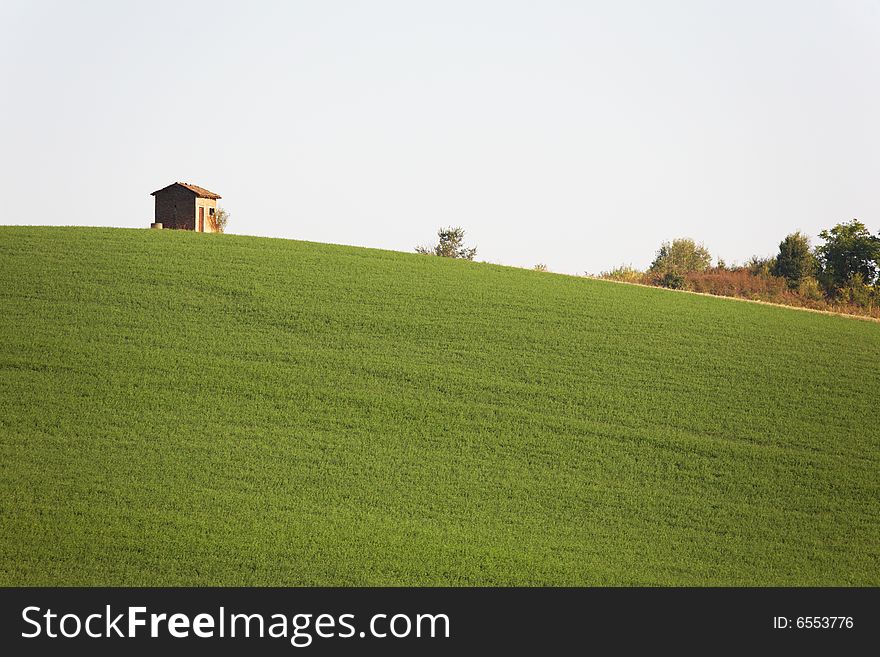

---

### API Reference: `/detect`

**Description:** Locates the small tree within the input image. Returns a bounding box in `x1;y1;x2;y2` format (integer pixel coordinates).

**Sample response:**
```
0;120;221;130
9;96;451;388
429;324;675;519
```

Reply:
210;207;230;233
416;226;477;260
816;219;879;291
772;231;815;289
649;238;712;276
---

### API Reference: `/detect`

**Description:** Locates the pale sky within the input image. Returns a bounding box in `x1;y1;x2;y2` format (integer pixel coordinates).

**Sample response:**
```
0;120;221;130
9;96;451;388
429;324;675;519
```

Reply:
1;0;878;274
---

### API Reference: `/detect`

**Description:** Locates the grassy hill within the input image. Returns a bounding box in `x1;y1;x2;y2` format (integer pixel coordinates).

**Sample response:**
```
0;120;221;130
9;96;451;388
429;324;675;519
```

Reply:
1;226;878;586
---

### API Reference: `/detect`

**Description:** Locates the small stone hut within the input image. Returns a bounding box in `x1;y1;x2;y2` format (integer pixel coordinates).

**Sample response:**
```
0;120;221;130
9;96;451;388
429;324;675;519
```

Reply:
150;182;222;231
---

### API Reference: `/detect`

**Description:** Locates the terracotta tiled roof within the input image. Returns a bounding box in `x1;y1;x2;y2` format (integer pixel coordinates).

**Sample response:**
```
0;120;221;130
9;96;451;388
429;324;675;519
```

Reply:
151;182;222;199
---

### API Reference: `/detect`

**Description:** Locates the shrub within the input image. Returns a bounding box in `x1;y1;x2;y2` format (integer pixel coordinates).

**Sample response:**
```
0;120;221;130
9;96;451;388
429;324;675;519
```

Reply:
797;276;824;301
836;274;874;307
649;238;712;276
658;271;686;289
533;263;548;272
599;265;645;283
685;269;789;300
416;227;477;260
745;255;777;278
210;207;230;233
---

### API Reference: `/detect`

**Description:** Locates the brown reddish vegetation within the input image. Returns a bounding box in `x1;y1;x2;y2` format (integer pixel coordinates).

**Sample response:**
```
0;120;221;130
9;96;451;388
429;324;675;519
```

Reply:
599;267;880;319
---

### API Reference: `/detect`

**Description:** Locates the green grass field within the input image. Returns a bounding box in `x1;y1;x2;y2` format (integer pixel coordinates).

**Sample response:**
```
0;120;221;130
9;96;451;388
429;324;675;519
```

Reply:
1;226;878;586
